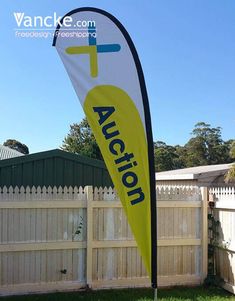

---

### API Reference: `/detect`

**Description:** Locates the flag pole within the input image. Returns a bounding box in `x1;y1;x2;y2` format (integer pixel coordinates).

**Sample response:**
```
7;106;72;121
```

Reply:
148;131;157;297
138;46;157;298
154;288;158;301
143;89;157;297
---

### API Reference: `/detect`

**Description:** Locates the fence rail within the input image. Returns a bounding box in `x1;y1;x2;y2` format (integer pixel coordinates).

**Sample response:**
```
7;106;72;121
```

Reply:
0;186;207;295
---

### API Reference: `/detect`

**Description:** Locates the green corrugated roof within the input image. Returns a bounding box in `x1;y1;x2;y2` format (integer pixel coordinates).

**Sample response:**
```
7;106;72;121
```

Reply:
0;149;106;169
0;149;112;188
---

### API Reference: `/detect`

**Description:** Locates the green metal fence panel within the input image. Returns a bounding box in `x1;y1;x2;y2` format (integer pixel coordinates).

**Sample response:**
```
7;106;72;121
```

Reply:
0;149;113;188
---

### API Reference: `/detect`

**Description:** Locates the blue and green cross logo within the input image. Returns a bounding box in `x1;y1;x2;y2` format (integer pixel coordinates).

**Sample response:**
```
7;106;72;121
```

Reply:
66;25;121;78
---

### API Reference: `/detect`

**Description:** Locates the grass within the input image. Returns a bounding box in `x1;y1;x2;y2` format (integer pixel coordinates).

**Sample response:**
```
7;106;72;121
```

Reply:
0;286;234;301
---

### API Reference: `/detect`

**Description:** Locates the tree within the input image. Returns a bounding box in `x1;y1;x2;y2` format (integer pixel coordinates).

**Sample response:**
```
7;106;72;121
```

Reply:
154;122;233;171
154;141;174;171
61;118;103;160
225;140;235;183
184;136;208;167
3;139;29;154
174;145;187;169
229;140;235;158
154;141;185;171
184;122;231;167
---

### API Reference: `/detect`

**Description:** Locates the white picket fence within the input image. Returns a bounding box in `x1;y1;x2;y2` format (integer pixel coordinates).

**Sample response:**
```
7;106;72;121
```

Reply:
0;186;208;295
209;187;235;294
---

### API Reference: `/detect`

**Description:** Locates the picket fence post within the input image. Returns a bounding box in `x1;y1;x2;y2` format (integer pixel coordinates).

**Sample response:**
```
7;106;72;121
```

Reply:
201;186;208;282
85;186;93;288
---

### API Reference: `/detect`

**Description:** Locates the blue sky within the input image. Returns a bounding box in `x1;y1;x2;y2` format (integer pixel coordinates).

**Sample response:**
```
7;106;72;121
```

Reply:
0;0;234;153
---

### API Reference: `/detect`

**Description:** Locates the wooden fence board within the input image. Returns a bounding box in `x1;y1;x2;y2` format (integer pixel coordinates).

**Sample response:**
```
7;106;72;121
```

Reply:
0;185;205;295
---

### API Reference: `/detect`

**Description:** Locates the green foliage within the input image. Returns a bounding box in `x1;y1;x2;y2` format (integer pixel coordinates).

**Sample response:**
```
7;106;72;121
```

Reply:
229;140;235;159
0;287;233;301
154;142;186;172
154;122;233;171
63;119;233;171
184;136;208;166
205;205;223;287
3;139;29;154
72;216;84;241
224;141;235;182
61;118;102;160
225;164;235;183
184;122;231;166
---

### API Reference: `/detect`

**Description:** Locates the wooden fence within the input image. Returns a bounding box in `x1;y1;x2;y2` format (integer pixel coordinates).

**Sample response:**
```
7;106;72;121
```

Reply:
0;186;208;295
209;187;235;294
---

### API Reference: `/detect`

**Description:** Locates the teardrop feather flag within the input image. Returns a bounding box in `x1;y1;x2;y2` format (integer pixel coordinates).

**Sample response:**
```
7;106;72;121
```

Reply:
53;7;157;288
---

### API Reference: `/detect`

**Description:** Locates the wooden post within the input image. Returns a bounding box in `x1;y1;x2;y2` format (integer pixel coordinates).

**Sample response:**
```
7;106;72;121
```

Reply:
85;186;93;288
201;187;208;282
